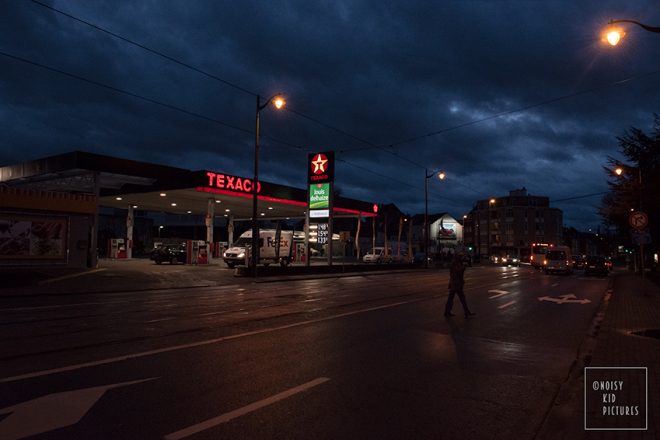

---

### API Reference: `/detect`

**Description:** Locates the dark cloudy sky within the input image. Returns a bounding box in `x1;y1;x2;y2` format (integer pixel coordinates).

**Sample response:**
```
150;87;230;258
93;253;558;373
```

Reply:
1;0;659;229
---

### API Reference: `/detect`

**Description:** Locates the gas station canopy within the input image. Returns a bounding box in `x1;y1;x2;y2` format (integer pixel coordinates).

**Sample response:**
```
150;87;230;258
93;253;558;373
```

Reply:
0;151;377;219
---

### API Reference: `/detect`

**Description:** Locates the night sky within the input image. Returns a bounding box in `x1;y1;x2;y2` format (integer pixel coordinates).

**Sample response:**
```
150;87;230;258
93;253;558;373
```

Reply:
1;1;659;230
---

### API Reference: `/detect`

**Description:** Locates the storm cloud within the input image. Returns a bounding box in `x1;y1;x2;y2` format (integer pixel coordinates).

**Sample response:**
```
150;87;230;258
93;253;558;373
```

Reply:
1;0;659;229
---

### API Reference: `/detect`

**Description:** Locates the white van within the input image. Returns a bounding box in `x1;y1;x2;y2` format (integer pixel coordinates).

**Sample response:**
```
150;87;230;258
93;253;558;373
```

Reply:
543;245;573;275
223;229;293;268
362;247;392;264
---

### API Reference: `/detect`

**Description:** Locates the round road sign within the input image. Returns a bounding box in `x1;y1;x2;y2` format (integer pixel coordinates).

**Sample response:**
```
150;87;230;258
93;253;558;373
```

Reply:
629;211;648;230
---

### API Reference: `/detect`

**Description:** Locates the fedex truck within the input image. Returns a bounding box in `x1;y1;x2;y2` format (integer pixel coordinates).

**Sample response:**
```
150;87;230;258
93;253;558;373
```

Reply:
223;229;294;268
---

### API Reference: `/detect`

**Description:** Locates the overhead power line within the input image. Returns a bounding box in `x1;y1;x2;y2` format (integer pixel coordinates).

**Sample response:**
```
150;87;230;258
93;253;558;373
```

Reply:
550;191;608;203
30;0;256;97
343;69;660;153
28;0;430;172
0;50;307;152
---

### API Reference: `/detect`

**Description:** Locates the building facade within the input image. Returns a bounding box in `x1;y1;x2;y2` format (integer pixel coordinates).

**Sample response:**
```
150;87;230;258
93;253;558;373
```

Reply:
463;188;562;259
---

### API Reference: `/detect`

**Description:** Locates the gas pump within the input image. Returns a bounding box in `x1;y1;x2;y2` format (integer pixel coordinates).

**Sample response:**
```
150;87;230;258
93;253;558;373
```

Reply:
296;242;306;263
185;240;208;264
197;242;208;265
107;238;126;259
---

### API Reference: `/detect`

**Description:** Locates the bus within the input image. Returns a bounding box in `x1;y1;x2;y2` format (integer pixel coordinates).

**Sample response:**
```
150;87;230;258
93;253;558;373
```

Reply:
530;243;550;269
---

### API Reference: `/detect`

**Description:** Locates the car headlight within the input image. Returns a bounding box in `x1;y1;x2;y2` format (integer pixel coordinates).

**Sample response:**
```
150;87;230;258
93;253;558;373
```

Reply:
237;252;245;259
512;258;519;263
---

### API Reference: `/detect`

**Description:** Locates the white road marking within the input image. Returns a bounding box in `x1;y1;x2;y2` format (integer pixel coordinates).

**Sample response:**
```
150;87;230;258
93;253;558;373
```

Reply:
36;268;106;285
197;311;226;317
498;300;516;309
0;298;427;384
1;300;132;312
145;317;176;323
164;377;330;440
551;283;559;287
488;289;509;299
0;378;156;440
538;294;591;304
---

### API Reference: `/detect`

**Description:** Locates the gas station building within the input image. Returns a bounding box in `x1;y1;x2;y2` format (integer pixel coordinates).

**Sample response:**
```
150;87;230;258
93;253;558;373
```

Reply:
0;151;377;268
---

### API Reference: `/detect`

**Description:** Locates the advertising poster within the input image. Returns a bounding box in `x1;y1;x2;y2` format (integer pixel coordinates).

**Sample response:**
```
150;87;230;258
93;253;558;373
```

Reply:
0;214;67;260
437;217;457;241
309;183;330;209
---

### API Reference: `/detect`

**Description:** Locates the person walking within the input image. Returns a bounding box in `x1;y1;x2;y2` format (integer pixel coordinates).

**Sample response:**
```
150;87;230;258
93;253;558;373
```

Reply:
444;253;475;318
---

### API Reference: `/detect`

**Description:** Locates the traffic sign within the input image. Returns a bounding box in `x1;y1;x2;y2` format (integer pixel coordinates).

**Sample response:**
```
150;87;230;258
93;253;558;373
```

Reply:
631;229;652;245
629;211;648;230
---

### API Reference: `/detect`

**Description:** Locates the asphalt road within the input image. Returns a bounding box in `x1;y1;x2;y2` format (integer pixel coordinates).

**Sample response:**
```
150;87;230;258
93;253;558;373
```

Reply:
0;265;611;439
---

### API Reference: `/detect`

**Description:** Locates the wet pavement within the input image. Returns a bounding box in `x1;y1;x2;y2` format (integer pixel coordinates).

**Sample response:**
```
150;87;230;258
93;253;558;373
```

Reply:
0;260;660;440
538;271;660;440
0;257;420;295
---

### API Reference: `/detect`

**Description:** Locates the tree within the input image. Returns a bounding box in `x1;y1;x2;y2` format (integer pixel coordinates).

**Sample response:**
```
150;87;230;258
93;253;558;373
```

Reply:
600;114;660;261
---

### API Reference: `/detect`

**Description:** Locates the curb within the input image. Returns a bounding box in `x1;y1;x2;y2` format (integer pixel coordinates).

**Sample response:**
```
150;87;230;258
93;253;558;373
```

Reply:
534;274;615;440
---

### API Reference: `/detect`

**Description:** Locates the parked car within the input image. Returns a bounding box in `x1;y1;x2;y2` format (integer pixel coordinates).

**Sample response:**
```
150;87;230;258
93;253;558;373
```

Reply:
413;252;432;266
151;245;187;264
571;255;584;269
363;247;392;263
584;255;609;277
389;251;408;264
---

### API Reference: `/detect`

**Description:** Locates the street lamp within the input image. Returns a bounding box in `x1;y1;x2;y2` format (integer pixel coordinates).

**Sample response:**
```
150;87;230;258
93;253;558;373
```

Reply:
252;94;285;277
614;166;642;209
487;198;495;259
614;165;645;278
604;19;660;46
424;169;446;268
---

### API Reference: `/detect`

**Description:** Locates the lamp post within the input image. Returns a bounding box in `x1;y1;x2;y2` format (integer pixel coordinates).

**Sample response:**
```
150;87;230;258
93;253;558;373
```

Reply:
615;165;645;279
252;94;285;277
604;19;660;46
424;169;446;268
487;198;495;259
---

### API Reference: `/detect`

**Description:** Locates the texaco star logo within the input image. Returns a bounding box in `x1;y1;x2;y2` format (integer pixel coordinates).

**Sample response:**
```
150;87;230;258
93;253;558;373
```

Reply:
311;153;328;174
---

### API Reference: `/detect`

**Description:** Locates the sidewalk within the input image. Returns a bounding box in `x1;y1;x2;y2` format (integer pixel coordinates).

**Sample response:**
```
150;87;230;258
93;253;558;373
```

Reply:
538;270;660;440
584;272;660;439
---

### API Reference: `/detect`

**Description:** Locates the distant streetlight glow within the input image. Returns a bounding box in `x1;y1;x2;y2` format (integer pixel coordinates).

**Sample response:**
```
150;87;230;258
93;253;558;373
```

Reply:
615;167;623;176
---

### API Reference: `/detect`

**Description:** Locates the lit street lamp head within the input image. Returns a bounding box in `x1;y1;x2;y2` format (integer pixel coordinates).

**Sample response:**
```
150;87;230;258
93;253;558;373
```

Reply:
615;167;623;176
437;171;446;180
605;28;623;46
604;19;660;46
273;96;286;109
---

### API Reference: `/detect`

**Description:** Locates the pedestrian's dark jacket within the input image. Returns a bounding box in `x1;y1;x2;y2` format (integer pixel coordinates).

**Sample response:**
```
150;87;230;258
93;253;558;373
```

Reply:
448;259;465;291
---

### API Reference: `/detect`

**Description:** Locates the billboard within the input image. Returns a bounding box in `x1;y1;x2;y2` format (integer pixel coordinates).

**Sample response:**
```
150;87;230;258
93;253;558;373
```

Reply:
0;214;67;260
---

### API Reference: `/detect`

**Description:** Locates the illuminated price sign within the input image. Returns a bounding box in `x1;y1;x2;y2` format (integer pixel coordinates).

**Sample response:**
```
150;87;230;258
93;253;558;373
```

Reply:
317;223;329;245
